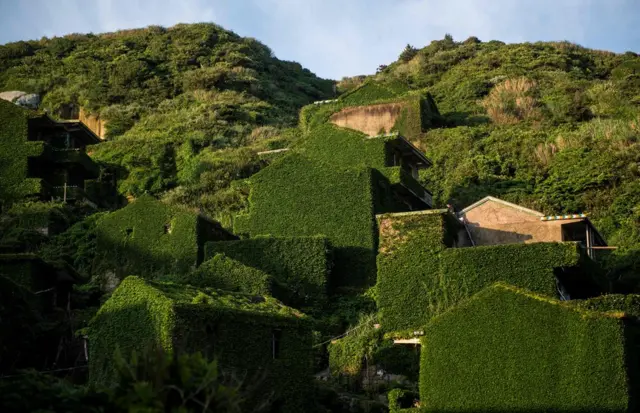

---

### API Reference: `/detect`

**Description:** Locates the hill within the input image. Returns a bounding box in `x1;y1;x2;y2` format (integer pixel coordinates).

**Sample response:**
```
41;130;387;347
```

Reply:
0;23;334;222
340;36;640;284
2;27;640;282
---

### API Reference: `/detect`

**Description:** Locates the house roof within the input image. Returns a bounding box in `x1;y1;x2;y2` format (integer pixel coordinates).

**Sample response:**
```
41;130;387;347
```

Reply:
123;276;308;321
459;196;544;217
459;196;608;245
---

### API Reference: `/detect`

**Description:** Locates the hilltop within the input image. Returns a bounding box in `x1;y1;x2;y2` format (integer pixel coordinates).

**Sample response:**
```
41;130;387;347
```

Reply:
0;23;334;222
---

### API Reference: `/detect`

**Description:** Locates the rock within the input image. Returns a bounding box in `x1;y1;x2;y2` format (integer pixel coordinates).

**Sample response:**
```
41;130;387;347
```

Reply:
0;90;40;108
15;93;40;108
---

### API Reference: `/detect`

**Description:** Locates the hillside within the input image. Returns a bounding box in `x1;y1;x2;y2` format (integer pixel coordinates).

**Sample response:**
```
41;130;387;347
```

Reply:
0;23;334;221
343;37;640;284
3;23;640;412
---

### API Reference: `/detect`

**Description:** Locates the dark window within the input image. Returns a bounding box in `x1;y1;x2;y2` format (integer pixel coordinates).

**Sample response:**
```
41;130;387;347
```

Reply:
272;329;282;359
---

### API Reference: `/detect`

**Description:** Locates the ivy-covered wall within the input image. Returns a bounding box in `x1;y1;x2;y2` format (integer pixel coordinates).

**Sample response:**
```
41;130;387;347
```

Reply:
376;210;590;333
420;284;635;411
235;154;378;289
235;81;440;290
179;253;273;296
205;236;330;312
299;80;440;141
376;210;456;332
0;99;45;205
95;195;234;280
89;276;314;413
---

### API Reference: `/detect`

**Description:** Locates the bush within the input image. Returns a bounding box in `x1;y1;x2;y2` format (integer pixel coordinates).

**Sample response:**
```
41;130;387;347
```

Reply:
420;283;635;411
0;349;246;413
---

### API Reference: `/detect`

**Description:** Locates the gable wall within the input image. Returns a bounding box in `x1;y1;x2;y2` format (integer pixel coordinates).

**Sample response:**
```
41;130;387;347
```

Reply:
461;200;582;245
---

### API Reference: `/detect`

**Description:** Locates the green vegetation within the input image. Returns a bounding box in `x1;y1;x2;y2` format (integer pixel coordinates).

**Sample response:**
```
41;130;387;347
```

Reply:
89;276;312;412
420;283;634;411
371;37;640;284
178;253;273;295
205;236;330;312
95;195;234;279
3;23;640;412
0;99;44;205
0;349;247;413
0;23;334;224
376;210;590;332
235;154;378;288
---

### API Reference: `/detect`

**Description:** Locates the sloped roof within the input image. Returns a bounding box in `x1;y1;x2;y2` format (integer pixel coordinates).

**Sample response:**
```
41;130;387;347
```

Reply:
459;196;544;217
120;276;307;321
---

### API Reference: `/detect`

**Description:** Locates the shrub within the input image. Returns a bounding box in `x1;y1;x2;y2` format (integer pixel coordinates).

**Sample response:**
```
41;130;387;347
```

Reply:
328;314;380;377
399;44;419;63
420;283;635;412
0;349;246;413
480;77;541;124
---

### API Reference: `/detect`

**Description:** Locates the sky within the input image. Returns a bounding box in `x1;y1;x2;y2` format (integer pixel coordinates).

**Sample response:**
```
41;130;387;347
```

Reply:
0;0;639;79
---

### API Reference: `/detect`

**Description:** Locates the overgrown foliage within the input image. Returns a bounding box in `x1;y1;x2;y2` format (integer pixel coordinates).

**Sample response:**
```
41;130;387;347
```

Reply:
89;276;313;413
176;253;273;295
0;348;247;412
376;210;590;333
94;195;234;280
0;100;43;205
420;284;635;411
371;36;640;281
205;236;330;312
1;23;334;221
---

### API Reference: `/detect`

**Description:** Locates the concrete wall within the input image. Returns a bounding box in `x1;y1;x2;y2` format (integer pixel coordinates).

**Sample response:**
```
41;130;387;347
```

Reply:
329;102;405;136
79;107;107;140
461;199;581;246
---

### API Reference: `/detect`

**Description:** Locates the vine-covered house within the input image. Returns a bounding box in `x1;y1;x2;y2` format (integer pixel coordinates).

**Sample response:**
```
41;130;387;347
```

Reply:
89;276;314;413
0;98;109;209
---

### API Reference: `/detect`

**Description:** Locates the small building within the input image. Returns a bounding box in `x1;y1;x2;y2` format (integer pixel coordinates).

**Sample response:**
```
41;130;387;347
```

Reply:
95;195;236;281
89;276;314;413
0;98;105;208
419;283;638;412
459;196;608;258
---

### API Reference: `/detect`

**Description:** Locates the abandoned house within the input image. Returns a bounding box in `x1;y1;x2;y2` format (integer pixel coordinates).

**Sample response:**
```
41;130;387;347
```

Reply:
458;196;608;258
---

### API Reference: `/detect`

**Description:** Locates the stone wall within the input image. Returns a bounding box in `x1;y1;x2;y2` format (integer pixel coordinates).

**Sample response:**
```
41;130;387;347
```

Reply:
329;102;405;136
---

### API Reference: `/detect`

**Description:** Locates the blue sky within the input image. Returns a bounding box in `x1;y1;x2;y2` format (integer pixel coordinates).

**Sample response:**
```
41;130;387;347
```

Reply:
0;0;639;79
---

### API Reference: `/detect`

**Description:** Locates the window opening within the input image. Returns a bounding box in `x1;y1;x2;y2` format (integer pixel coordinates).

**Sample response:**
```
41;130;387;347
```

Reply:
272;329;282;359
